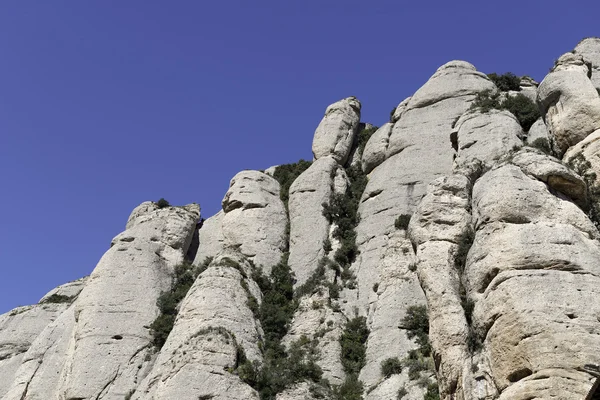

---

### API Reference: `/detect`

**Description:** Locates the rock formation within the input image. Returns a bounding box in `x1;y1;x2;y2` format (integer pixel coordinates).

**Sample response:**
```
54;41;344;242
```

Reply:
2;38;600;400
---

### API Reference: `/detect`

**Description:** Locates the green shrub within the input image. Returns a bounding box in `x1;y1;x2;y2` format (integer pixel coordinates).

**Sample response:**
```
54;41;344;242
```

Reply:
332;374;364;400
356;125;378;155
381;357;403;377
156;198;170;208
501;93;541;131
150;261;203;349
41;294;73;304
487;72;521;92
469;90;540;131
395;214;411;230
397;387;408;399
273;160;312;209
424;382;440;400
528;137;551;154
340;316;369;375
321;164;367;288
402;305;431;357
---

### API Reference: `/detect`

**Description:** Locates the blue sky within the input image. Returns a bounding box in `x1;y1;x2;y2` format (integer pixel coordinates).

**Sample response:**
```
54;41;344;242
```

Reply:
0;0;598;313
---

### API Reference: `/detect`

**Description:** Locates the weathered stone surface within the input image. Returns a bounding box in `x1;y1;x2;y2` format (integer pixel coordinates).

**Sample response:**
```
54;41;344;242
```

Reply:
471;165;597;239
537;52;600;156
526;117;551;152
409;175;474;399
222;170;287;273
0;303;69;398
348;122;375;168
288;157;347;287
361;123;393;174
512;148;588;207
193;210;226;266
283;292;346;385
312;97;361;165
466;164;600;398
38;276;87;303
355;231;424;391
58;203;199;400
564;128;600;192
453;109;523;178
4;305;75;400
134;253;261;400
275;382;317;400
574;37;600;90
506;76;538;103
391;96;411;123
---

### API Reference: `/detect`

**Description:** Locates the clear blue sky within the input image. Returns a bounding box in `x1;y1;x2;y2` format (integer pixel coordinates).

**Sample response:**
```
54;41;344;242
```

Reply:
1;0;598;313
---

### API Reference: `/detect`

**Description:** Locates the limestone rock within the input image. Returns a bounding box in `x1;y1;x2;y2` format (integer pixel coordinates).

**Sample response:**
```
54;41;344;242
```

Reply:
275;382;318;400
526;117;551;152
408;175;473;399
222;170;287;272
288;157;347;286
564;128;600;193
4;305;76;400
283;292;346;385
466;164;600;397
312;97;361;165
133;253;261;400
361;123;393;174
0;303;69;398
348;122;375;168
58;203;199;400
537;52;600;156
193;210;226;266
574;37;600;90
38;276;88;303
506;76;538;103
453;109;523;178
512;148;588;207
391;96;411;123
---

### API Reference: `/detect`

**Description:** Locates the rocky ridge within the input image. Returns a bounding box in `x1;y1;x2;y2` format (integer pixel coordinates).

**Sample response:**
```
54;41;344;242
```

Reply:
2;38;600;400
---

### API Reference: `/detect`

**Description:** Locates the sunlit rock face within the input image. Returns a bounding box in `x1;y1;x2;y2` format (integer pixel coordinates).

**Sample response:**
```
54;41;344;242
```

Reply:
4;38;600;400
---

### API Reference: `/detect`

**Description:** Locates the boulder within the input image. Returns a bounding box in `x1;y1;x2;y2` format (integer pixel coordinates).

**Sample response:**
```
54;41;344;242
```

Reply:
453;109;523;178
193;210;226;266
537;52;600;156
57;203;199;400
361;123;393;174
312;97;361;165
574;37;600;90
526;118;551;153
221;171;287;273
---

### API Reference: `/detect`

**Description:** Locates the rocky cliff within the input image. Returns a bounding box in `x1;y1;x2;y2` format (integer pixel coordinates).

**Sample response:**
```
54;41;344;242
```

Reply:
3;38;600;400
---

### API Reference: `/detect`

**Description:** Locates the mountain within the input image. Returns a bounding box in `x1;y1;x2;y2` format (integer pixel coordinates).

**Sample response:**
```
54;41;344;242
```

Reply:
2;38;600;400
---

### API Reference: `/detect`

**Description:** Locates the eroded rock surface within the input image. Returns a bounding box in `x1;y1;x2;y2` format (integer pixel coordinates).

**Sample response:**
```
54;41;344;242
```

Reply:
312;97;361;165
222;171;287;272
134;253;261;400
537;52;600;156
58;203;199;400
288;156;347;286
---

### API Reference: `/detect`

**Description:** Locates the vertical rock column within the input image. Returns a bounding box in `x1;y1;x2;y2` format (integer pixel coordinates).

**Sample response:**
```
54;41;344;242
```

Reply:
349;61;495;398
135;171;287;399
58;202;200;400
466;153;600;399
